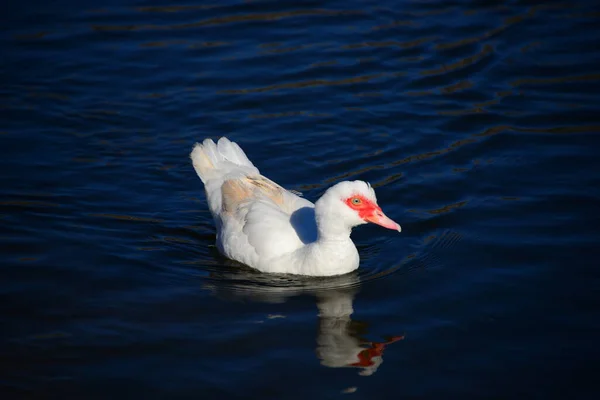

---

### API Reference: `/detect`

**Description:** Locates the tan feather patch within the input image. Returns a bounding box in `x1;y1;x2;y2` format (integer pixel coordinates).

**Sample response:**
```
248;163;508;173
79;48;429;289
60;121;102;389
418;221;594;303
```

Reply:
221;175;286;212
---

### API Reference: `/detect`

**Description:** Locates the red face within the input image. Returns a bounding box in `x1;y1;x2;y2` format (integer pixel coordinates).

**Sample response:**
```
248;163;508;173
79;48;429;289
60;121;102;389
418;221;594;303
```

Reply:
344;194;401;232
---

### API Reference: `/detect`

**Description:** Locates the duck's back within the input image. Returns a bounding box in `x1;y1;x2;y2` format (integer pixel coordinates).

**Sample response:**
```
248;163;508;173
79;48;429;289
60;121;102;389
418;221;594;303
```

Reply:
191;138;316;271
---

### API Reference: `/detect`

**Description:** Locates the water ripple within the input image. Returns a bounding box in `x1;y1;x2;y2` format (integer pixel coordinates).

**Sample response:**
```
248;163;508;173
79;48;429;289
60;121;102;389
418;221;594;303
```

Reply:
2;0;599;396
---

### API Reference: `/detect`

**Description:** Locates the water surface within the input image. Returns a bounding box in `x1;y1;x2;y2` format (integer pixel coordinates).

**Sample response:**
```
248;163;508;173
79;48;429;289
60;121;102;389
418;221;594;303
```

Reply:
2;0;599;398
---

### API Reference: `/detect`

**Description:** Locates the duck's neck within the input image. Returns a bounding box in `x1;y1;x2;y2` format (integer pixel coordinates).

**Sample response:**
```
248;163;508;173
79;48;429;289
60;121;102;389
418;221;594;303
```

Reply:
317;213;352;241
301;214;359;276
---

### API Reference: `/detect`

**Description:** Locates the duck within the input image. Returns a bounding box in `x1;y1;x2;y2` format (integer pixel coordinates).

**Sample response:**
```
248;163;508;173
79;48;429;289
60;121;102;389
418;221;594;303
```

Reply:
190;137;401;276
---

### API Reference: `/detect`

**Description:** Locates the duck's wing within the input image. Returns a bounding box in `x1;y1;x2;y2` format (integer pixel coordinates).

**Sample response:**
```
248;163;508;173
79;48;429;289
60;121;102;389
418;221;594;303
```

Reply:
190;137;316;265
222;175;316;262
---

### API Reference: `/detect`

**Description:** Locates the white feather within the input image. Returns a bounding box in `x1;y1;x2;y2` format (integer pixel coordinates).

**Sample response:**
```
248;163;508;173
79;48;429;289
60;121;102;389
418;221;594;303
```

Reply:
190;137;400;276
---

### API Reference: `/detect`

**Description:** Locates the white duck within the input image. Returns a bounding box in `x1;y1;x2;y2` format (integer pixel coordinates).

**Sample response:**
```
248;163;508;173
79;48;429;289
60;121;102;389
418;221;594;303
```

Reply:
190;137;401;276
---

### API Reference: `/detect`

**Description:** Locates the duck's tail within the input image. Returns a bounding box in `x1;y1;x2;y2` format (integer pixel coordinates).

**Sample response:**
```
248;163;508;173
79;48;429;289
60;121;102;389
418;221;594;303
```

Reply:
190;137;258;184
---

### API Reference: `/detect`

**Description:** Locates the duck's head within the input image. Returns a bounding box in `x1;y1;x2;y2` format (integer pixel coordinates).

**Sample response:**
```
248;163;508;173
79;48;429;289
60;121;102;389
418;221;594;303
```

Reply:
315;180;401;234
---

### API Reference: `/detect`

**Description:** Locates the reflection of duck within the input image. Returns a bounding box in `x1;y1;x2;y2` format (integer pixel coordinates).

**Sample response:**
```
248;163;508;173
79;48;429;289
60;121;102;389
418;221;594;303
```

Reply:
315;286;404;376
204;268;403;376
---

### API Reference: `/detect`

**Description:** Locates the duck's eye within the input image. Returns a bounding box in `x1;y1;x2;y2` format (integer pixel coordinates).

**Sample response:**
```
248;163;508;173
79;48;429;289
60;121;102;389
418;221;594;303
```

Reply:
351;197;362;205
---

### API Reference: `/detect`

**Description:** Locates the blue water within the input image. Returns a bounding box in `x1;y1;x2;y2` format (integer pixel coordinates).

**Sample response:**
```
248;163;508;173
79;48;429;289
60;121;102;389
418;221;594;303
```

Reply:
2;0;600;398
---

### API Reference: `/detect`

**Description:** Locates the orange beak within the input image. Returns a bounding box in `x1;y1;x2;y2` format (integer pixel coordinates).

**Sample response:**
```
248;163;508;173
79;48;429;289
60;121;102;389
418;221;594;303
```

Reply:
364;208;401;232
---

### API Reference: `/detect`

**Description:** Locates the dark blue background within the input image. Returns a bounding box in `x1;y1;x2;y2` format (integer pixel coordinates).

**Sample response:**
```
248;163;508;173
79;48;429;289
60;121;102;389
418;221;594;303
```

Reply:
1;0;599;398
